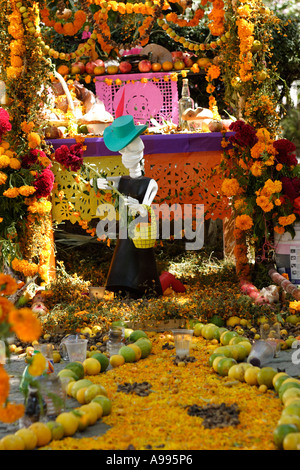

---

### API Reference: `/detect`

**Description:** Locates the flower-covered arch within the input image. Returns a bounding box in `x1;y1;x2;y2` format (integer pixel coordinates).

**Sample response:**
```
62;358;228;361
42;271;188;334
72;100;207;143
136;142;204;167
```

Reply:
0;0;295;287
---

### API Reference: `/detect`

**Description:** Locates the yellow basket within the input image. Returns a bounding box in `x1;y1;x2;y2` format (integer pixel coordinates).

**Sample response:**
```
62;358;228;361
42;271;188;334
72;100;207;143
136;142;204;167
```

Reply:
132;206;157;249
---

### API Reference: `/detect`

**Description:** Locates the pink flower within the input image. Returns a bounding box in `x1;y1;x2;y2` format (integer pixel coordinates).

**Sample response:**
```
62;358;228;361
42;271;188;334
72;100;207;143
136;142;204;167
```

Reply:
0;108;12;139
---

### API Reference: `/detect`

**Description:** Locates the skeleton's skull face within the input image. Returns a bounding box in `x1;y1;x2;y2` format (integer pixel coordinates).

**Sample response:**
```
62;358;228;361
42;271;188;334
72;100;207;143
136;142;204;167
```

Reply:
125;95;150;123
120;136;144;169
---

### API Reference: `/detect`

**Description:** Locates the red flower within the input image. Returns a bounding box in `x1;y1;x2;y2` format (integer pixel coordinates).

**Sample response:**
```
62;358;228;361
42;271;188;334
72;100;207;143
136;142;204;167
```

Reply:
34;167;54;198
229;120;258;148
293;197;300;216
54;143;84;172
273;139;297;166
21;149;47;169
281;176;300;201
0;108;12;139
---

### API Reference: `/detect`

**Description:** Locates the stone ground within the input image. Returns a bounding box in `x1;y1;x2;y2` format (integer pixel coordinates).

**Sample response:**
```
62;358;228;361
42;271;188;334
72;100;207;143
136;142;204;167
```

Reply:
1;347;300;441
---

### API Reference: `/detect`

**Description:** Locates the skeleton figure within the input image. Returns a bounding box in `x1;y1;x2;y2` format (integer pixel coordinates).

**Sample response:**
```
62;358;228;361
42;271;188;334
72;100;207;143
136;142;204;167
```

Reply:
95;115;162;299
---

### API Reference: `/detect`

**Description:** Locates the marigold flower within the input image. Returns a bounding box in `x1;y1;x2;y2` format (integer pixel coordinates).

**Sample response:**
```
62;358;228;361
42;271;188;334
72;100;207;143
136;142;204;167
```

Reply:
235;214;253;231
0;171;7;184
3;187;19;198
0;366;10;405
28;132;41;149
278;214;296;227
0;274;18;296
0;155;10;168
9;158;21;170
256;195;274;212
0;402;25;423
221;178;241;197
8;308;41;343
18;185;36;197
274;225;285;234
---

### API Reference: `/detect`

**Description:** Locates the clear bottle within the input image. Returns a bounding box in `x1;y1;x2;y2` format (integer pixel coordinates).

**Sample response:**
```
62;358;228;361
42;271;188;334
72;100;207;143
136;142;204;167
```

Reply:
39;375;65;420
20;385;46;428
178;78;194;131
107;325;125;357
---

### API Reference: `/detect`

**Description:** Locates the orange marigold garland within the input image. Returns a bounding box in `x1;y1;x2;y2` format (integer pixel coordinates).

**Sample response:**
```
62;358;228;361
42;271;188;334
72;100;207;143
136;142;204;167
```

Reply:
40;8;86;36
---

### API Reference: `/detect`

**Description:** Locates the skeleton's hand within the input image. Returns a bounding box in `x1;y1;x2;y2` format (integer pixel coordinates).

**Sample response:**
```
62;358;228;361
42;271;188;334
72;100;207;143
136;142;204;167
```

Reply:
90;177;110;190
123;196;148;217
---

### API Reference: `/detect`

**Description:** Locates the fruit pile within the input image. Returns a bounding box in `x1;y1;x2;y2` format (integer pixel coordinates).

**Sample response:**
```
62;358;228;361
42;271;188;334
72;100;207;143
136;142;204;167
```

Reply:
57;51;198;78
193;321;300;450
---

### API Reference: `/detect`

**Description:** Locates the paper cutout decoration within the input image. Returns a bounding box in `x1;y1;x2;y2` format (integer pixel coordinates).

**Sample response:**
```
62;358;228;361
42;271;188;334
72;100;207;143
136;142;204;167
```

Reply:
113;81;164;124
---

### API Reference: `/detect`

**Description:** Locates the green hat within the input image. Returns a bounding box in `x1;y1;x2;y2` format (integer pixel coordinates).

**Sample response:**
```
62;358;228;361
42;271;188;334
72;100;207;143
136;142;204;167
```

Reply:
103;115;147;152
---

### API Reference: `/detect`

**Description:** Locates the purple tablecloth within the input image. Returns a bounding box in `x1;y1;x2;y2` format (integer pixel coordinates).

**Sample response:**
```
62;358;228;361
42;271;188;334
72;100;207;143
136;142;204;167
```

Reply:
48;132;234;157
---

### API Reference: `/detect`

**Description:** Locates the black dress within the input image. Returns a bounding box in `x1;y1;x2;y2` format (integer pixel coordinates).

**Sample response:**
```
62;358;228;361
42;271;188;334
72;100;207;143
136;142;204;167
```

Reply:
105;175;162;299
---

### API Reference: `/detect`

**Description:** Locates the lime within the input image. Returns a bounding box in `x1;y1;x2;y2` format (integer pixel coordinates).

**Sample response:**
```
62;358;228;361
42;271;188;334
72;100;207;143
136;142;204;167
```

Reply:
92;395;112;416
279;381;300;401
129;330;148;342
118;346;136;363
216;357;237;376
257;367;277;389
91;352;109;372
64;362;85;379
208;353;225;367
273;424;298;449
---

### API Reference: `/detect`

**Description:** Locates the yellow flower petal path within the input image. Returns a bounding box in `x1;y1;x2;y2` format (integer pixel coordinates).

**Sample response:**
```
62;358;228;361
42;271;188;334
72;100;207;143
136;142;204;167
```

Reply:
43;333;282;450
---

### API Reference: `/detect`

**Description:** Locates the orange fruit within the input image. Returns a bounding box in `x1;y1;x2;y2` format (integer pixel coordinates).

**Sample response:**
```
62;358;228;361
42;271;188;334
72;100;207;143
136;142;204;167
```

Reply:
74;410;90;431
244;366;260;386
57;64;70;76
151;62;162;72
83;357;101;375
283;432;300;450
0;434;25;450
162;61;173;71
278;414;300;431
76;386;89;404
15;428;38;450
29;422;52;447
56;411;79;436
196;57;211;68
110;354;125;368
78;404;98;425
87;401;103;420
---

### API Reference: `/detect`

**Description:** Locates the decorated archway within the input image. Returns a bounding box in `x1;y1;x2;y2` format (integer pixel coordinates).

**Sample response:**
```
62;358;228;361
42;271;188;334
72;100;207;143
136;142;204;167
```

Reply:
0;0;296;291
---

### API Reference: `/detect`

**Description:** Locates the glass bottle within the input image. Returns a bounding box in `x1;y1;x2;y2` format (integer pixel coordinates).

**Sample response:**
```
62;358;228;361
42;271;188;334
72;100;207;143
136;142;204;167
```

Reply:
20;385;46;428
107;325;125;357
39;375;65;420
178;78;194;131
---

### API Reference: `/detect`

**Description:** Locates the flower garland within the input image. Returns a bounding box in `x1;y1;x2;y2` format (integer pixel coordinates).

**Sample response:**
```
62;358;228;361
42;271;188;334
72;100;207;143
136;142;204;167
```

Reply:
40;8;86;36
78;0;166;54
